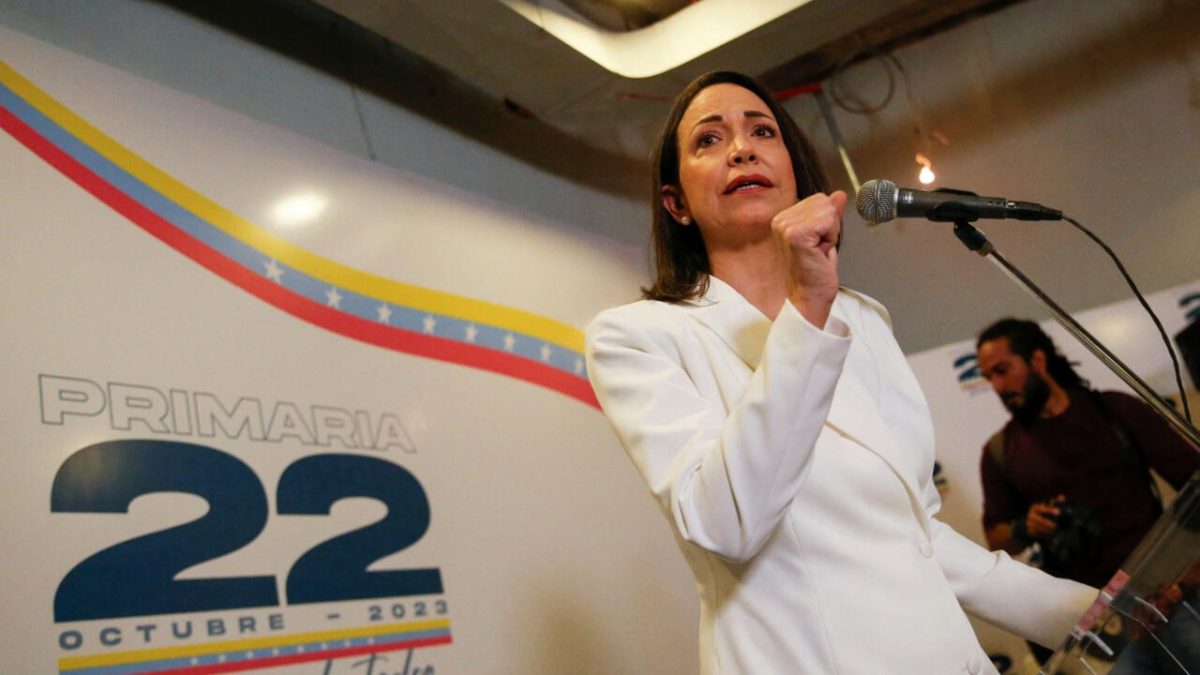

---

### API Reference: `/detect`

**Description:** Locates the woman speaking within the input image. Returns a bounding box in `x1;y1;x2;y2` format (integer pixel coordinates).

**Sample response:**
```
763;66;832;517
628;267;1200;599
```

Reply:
585;71;1097;674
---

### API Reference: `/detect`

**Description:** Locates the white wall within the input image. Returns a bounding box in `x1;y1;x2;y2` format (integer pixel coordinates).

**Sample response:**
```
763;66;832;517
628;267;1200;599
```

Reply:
0;5;698;673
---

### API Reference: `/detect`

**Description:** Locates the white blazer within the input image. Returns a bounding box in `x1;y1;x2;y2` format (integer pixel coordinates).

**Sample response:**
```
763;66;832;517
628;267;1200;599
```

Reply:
585;277;1096;675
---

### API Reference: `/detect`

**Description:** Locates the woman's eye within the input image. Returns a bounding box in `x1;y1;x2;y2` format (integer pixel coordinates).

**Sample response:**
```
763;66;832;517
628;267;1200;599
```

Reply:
696;132;718;147
753;125;777;138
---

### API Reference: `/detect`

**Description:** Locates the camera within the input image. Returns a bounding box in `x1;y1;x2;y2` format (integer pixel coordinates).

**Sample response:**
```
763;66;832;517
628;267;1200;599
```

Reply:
1042;503;1103;572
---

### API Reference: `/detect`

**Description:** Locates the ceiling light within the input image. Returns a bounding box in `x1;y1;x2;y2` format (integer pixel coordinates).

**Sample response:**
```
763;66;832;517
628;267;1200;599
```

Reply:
915;153;935;185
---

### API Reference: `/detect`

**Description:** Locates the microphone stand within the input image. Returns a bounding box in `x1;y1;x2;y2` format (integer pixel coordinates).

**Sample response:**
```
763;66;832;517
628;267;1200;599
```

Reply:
949;220;1200;450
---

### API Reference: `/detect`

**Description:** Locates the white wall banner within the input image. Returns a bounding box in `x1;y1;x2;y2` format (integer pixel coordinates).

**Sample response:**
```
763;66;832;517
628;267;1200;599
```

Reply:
0;27;696;675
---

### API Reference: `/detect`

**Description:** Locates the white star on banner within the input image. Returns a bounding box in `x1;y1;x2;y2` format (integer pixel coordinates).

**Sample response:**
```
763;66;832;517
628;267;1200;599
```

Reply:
465;324;478;343
503;333;516;351
377;304;392;324
574;358;584;374
423;315;437;334
540;344;552;362
263;258;283;282
325;287;342;308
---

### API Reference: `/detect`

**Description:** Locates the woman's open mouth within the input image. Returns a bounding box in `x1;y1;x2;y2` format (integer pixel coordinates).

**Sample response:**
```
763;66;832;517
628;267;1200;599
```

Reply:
724;174;773;194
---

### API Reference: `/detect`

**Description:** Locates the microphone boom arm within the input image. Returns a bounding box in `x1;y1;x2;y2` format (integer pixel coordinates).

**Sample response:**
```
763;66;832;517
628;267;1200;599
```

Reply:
952;221;1200;451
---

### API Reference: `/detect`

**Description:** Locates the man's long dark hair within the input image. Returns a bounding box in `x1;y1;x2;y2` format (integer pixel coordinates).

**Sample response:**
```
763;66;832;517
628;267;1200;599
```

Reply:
977;318;1089;390
643;71;831;303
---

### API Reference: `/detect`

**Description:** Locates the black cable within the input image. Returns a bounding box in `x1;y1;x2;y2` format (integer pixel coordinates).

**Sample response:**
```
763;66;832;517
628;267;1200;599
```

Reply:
1064;216;1192;423
827;48;896;115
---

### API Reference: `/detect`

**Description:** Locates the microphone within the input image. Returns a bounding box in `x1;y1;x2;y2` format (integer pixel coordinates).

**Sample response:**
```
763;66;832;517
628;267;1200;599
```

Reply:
855;179;1062;225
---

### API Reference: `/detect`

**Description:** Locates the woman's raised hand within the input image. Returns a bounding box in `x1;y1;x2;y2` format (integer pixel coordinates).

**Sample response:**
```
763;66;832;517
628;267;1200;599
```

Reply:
772;190;846;328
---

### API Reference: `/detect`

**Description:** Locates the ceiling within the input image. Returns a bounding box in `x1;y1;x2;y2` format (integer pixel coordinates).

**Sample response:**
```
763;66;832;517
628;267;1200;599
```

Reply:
159;0;1023;198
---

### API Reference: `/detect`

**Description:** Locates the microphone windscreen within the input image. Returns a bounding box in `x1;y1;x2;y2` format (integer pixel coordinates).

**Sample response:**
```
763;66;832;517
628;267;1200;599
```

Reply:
855;179;898;225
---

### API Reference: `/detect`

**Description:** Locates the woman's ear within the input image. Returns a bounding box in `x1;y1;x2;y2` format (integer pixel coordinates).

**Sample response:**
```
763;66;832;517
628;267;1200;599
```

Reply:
661;186;692;225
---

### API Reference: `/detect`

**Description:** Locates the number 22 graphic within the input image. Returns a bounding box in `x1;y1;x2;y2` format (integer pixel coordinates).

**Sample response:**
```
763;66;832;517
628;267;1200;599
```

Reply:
51;440;443;622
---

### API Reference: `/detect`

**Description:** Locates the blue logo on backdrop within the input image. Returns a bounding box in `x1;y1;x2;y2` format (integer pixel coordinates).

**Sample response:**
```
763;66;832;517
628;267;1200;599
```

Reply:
1180;292;1200;324
954;352;989;393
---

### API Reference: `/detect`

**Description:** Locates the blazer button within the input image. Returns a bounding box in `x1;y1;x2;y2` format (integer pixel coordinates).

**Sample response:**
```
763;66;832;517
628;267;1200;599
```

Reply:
966;653;982;674
918;540;934;558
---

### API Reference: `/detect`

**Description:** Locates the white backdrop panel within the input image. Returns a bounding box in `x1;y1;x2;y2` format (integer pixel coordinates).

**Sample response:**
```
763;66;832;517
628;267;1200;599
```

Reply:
0;26;695;675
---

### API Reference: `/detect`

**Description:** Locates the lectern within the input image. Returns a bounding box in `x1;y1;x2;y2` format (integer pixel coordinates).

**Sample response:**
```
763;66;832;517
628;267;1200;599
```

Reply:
1044;470;1200;674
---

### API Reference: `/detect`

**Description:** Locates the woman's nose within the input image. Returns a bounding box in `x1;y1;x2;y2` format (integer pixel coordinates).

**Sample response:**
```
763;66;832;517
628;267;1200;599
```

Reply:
728;137;757;164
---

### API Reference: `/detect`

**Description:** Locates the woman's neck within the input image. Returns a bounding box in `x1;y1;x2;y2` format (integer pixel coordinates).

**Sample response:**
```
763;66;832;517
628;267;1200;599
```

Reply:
708;239;790;319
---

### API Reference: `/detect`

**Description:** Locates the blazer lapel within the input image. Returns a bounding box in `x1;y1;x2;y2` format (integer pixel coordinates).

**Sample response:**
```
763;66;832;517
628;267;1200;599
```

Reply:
686;276;774;369
824;298;931;534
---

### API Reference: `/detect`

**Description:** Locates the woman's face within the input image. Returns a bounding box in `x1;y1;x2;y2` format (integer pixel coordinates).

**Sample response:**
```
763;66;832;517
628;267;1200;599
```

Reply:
666;83;798;249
